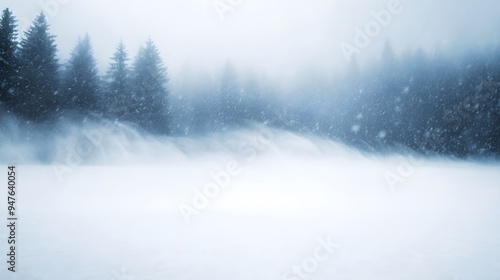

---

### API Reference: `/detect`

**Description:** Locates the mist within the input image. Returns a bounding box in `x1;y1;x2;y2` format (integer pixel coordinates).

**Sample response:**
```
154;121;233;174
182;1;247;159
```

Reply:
1;124;500;280
1;0;500;279
4;0;500;82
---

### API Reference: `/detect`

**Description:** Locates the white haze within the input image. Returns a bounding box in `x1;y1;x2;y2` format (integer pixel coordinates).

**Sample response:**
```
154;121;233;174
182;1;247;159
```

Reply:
5;0;500;83
0;124;500;279
1;0;500;278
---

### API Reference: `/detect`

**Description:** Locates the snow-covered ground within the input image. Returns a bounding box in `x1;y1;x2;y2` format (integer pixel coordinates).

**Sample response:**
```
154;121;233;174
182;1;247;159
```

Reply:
1;127;499;280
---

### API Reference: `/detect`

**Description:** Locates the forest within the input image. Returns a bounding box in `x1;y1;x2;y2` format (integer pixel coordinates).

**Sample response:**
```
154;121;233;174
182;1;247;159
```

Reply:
1;8;499;158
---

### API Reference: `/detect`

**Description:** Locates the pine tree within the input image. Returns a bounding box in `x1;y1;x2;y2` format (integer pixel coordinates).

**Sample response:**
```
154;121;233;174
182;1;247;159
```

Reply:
106;40;130;120
381;40;397;70
378;41;400;144
17;12;59;122
62;34;100;116
216;62;240;128
0;8;18;114
131;39;169;134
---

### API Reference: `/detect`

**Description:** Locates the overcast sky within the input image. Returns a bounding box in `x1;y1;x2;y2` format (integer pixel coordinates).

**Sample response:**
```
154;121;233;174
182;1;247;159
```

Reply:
4;0;500;82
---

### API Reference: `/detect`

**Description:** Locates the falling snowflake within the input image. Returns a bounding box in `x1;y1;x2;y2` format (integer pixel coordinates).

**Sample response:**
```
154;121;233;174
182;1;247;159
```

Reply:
378;130;387;139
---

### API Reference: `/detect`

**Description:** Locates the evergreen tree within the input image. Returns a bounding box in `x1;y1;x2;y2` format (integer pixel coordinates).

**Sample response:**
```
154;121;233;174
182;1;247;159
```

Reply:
62;34;100;116
106;40;130;120
131;39;169;134
379;41;401;145
381;40;397;69
216;62;240;128
0;8;18;113
17;12;59;122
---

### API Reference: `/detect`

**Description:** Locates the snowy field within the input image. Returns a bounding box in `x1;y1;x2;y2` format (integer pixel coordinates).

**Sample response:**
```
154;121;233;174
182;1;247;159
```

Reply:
0;127;499;280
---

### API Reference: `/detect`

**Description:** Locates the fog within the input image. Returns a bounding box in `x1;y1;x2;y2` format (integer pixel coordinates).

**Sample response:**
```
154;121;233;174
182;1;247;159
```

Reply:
6;0;500;82
1;125;500;279
1;1;500;278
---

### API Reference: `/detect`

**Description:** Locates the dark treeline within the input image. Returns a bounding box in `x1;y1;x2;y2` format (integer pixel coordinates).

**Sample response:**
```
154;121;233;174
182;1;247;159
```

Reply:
1;8;499;158
290;43;500;158
0;10;169;134
168;41;500;158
